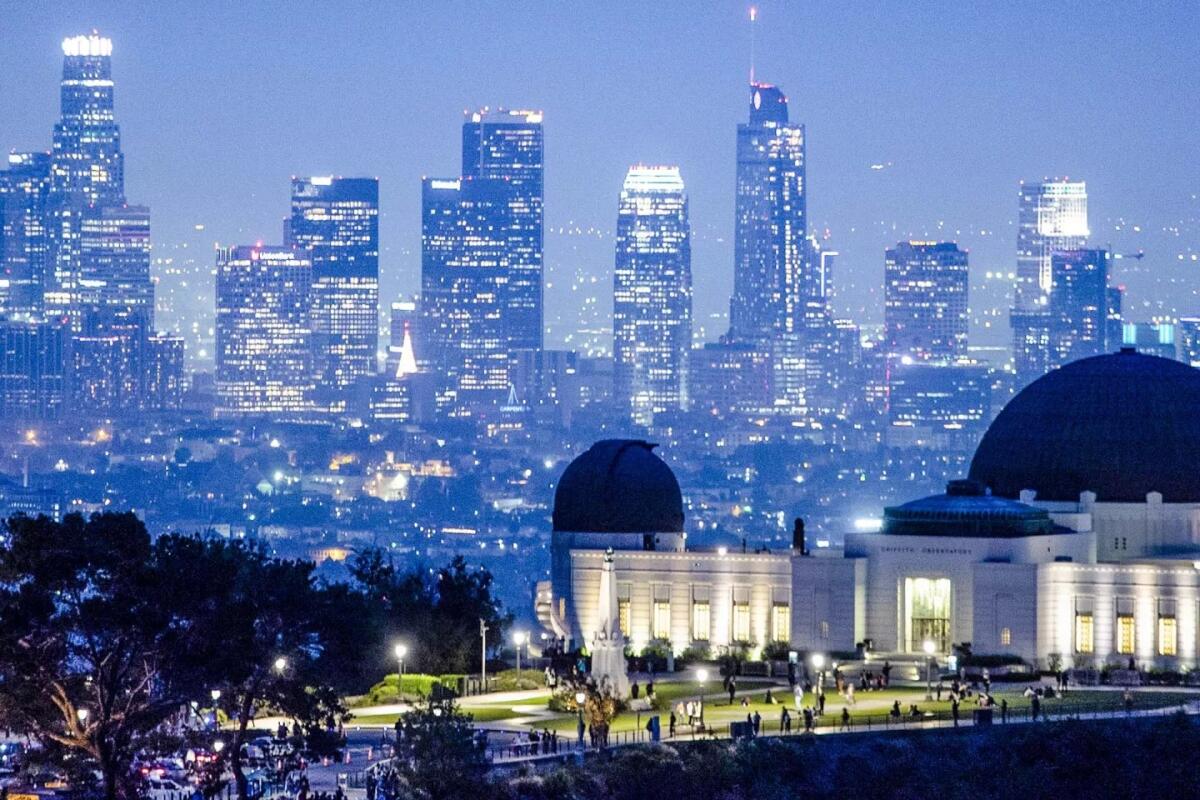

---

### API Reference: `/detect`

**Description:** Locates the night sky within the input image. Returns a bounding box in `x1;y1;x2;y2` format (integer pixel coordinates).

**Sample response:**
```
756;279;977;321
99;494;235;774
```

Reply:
2;1;1198;352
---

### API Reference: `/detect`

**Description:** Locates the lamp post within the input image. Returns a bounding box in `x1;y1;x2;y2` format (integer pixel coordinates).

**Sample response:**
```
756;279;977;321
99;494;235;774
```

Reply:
480;619;489;695
923;639;936;701
575;691;586;748
696;668;709;733
394;643;408;689
210;689;221;731
513;631;527;676
76;708;89;726
273;657;288;674
811;652;826;692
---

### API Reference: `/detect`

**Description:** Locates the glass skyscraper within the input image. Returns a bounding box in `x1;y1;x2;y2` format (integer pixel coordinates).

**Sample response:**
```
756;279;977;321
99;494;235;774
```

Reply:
884;241;969;362
287;176;379;408
215;246;313;416
729;83;807;342
1047;248;1109;368
420;177;510;413
461;108;544;355
1011;179;1089;385
613;166;693;427
0;153;52;317
420;109;543;416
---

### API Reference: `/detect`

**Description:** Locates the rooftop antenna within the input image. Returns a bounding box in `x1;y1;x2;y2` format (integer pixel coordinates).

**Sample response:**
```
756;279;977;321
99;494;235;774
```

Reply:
749;6;758;85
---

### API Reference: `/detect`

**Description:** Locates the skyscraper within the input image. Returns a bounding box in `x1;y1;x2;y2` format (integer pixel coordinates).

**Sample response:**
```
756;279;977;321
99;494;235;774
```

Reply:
729;83;807;342
287;176;379;406
46;33;130;323
884;241;969;362
1047;248;1109;368
77;203;153;330
420;176;510;413
461;108;544;354
0;153;52;317
0;317;65;420
1011;179;1088;384
214;246;313;416
613;166;692;426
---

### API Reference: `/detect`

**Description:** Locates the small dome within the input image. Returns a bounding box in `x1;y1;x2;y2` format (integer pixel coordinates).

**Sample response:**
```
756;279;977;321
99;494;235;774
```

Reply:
883;480;1056;537
970;350;1200;503
552;440;684;533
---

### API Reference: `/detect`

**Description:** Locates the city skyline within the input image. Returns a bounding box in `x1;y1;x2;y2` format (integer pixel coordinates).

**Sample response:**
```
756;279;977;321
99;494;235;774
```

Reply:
2;3;1196;356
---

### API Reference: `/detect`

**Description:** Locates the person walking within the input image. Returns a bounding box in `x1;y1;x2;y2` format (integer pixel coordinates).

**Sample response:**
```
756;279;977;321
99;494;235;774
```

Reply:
803;707;814;733
781;708;791;733
669;710;677;738
840;707;851;731
1031;693;1041;721
818;691;826;716
752;710;762;736
728;676;737;705
951;698;960;727
1000;698;1008;724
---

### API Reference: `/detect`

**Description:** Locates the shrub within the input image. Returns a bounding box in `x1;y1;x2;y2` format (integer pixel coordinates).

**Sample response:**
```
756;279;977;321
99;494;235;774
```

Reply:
489;668;545;692
679;642;711;664
761;640;791;661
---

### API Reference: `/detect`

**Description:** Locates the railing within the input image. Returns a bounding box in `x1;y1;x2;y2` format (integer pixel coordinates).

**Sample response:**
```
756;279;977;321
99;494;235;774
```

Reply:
482;698;1195;764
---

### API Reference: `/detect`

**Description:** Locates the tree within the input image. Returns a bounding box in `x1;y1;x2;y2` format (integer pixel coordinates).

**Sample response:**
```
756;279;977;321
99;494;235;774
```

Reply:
0;513;204;800
391;699;489;800
352;551;510;676
167;536;353;800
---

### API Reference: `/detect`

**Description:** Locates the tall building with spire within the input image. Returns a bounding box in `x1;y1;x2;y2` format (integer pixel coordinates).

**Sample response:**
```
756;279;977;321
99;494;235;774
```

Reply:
729;83;808;342
287;176;379;410
613;166;692;427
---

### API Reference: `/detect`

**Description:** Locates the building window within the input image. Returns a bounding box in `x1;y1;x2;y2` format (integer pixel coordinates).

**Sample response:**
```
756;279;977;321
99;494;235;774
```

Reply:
1075;597;1095;654
1117;615;1135;655
819;620;830;640
772;605;790;642
1159;599;1178;656
653;601;671;639
618;600;630;637
692;602;710;641
733;603;751;642
1000;627;1012;646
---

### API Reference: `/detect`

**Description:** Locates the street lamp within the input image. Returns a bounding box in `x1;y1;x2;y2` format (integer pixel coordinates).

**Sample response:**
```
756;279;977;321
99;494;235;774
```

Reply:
210;689;221;702
512;631;527;675
811;652;826;691
923;639;936;701
273;657;288;674
695;668;709;732
76;708;89;725
212;740;225;754
575;690;587;747
394;643;408;688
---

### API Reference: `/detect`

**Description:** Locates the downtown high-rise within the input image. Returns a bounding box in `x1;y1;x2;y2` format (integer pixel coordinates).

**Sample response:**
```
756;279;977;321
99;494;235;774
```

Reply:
729;83;807;341
884;241;969;362
214;246;313;416
1011;179;1089;385
1047;248;1109;368
420;109;544;416
0;153;52;317
287;176;379;410
613;166;692;427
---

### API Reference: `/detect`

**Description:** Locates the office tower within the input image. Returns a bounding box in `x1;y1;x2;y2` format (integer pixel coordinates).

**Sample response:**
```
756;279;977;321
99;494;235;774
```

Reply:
1178;318;1200;366
1047;248;1108;368
46;34;130;323
613;166;692;426
144;332;185;410
214;246;313;416
1121;321;1177;360
887;361;991;446
462;108;544;354
420;177;510;412
1106;285;1125;357
688;339;772;417
287;177;379;406
371;318;434;423
0;153;52;316
69;328;140;413
76;204;153;330
884;241;969;361
1011;179;1088;384
729;83;807;341
0;317;65;420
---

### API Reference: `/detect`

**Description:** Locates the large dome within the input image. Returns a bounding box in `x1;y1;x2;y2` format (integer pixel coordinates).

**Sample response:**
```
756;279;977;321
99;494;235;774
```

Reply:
552;439;684;533
969;350;1200;503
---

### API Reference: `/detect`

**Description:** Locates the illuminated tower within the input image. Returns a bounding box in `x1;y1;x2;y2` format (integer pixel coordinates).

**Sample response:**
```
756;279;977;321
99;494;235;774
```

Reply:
0;153;52;316
884;241;969;362
613;166;692;426
1011;179;1089;385
461;108;544;355
287;176;379;410
729;82;807;342
214;246;313;416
